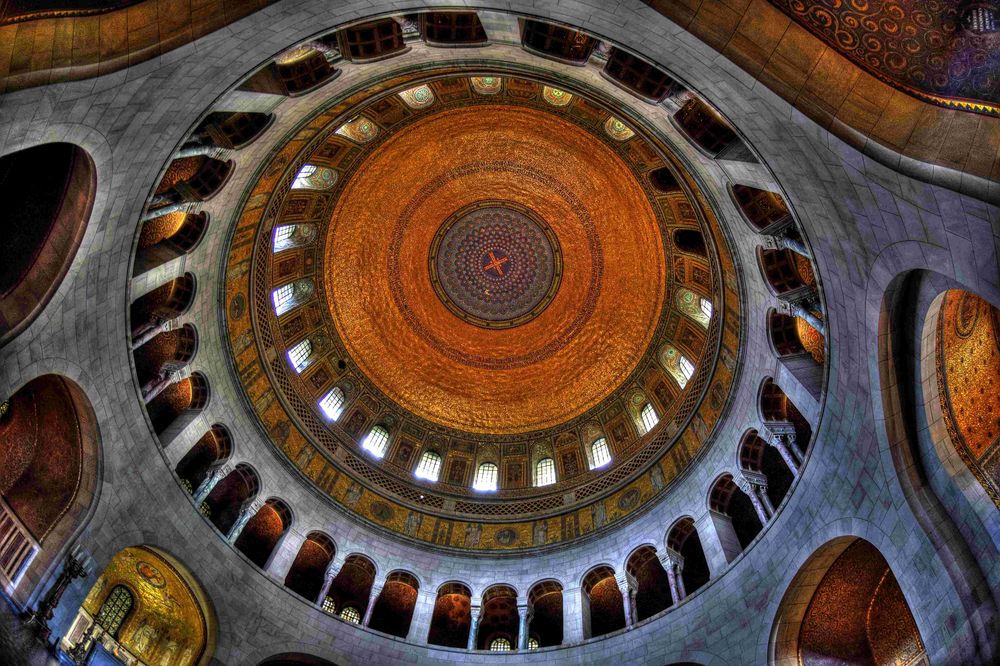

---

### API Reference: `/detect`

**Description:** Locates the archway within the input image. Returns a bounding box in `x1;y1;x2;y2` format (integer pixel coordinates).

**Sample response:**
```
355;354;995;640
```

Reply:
708;474;763;556
175;425;232;496
738;430;794;511
665;517;710;598
427;582;471;648
366;571;419;638
581;565;625;639
476;584;517;650
284;532;335;603
0;375;99;603
204;464;259;536
0;143;96;345
234;498;291;569
625;545;672;621
527;579;562;647
771;537;925;665
61;545;216;666
326;554;375;624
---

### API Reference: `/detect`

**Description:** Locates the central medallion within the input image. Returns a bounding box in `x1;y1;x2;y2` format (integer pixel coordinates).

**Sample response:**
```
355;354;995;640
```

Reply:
430;201;562;329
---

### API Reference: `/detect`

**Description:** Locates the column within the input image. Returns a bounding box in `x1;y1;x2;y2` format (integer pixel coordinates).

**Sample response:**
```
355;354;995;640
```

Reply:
362;581;384;626
265;530;305;580
775;233;810;259
764;423;800;477
143;368;190;403
615;572;635;627
659;550;684;605
466;604;481;650
131;317;175;350
193;463;231;503
563;586;584;644
787;301;825;336
697;509;740;569
407;586;435;642
516;603;531;650
736;473;770;525
316;567;337;609
226;498;262;542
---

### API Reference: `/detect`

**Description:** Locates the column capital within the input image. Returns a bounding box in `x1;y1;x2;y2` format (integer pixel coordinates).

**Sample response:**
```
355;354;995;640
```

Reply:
659;548;684;571
740;469;768;490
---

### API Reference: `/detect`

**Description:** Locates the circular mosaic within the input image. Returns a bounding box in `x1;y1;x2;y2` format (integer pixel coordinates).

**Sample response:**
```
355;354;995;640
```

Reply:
430;201;562;329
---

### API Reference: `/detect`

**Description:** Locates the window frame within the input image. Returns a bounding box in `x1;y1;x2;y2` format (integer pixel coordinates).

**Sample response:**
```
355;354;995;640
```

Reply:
414;451;442;482
535;457;556;487
473;462;499;492
319;387;346;420
287;338;313;373
640;403;659;434
363;425;390;458
590;438;611;469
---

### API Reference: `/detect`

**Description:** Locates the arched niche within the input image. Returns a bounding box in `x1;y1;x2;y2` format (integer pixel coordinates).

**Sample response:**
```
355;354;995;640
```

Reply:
581;565;625;639
519;19;597;65
145;371;209;444
759;378;813;456
204;464;259;535
673;228;707;257
134;323;198;389
240;45;339;97
602;47;677;103
730;184;793;235
152;156;232;206
770;537;925;666
284;532;335;602
130;273;196;340
337;19;408;63
234;497;291;569
61;545;216;666
0;143;96;345
738;429;794;511
767;309;824;400
673;97;755;162
192;112;274;150
420;11;487;46
427;581;472;648
665;516;710;597
327;554;376;622
367;570;419;638
175;424;232;496
476;584;518;650
133;211;208;275
757;247;815;298
626;545;672;621
527;579;562;647
708;474;762;557
0;375;99;602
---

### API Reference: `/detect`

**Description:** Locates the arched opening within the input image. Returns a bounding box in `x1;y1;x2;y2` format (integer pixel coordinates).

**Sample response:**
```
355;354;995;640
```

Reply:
666;517;710;597
738;430;794;511
239;45;339;97
0;143;95;344
0;375;98;600
769;309;824;364
326;554;375;623
672;229;707;257
581;566;625;638
731;184;793;234
760;378;812;458
134;323;198;396
708;474;762;555
272;279;314;317
61;545;216;665
284;532;335;602
673;97;755;162
133;211;208;275
152;156;233;207
234;498;291;569
258;654;338;666
420;12;487;46
519;19;597;65
771;537;926;665
527;580;562;647
476;584;517;650
473;462;499;491
534;457;556;486
204;463;259;535
273;223;318;252
367;570;419;638
427;582;472;648
602;47;677;103
626;545;672;621
757;247;815;297
175;425;232;496
130;273;196;342
191;112;273;150
649;166;681;194
145;371;209;442
337;19;407;63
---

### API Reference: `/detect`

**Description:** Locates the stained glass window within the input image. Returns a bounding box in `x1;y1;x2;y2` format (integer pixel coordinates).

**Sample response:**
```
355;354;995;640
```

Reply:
319;388;346;420
473;462;498;491
340;606;361;624
640;403;659;434
94;585;133;637
535;458;556;486
590;438;611;469
287;339;312;373
490;637;512;651
528;637;540;650
363;425;389;458
321;596;337;615
415;451;442;482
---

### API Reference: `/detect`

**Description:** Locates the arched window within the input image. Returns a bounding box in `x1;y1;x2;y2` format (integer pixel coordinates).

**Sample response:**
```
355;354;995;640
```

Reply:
94;585;134;637
490;637;512;651
319;387;346;420
272;283;295;314
700;297;713;319
321;596;337;615
660;344;694;389
590;438;611;469
640;403;659;434
415;451;442;481
363;425;389;458
287;339;313;373
340;606;361;624
473;462;498;491
680;356;695;384
535;458;556;486
528;637;540;650
291;164;338;190
273;224;295;249
675;288;712;328
272;223;318;253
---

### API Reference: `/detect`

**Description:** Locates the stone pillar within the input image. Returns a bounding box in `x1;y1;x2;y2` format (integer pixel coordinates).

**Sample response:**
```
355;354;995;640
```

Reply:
142;368;189;404
131;318;175;350
563;586;584;644
697;509;741;568
226;498;262;543
659;550;684;605
615;572;636;627
265;529;305;581
737;473;770;525
776;233;810;259
783;299;825;336
362;581;384;627
516;603;531;650
316;567;337;609
467;604;482;650
407;586;436;643
193;463;231;504
765;421;802;469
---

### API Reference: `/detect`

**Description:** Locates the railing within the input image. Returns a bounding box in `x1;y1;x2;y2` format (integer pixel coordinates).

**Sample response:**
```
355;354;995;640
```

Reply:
0;496;39;593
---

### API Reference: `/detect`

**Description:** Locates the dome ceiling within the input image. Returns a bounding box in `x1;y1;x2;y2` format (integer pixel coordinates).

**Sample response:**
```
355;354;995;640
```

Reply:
223;63;743;550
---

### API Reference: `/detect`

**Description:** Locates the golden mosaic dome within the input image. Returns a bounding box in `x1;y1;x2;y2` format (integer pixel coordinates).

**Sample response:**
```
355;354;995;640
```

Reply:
223;65;742;550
